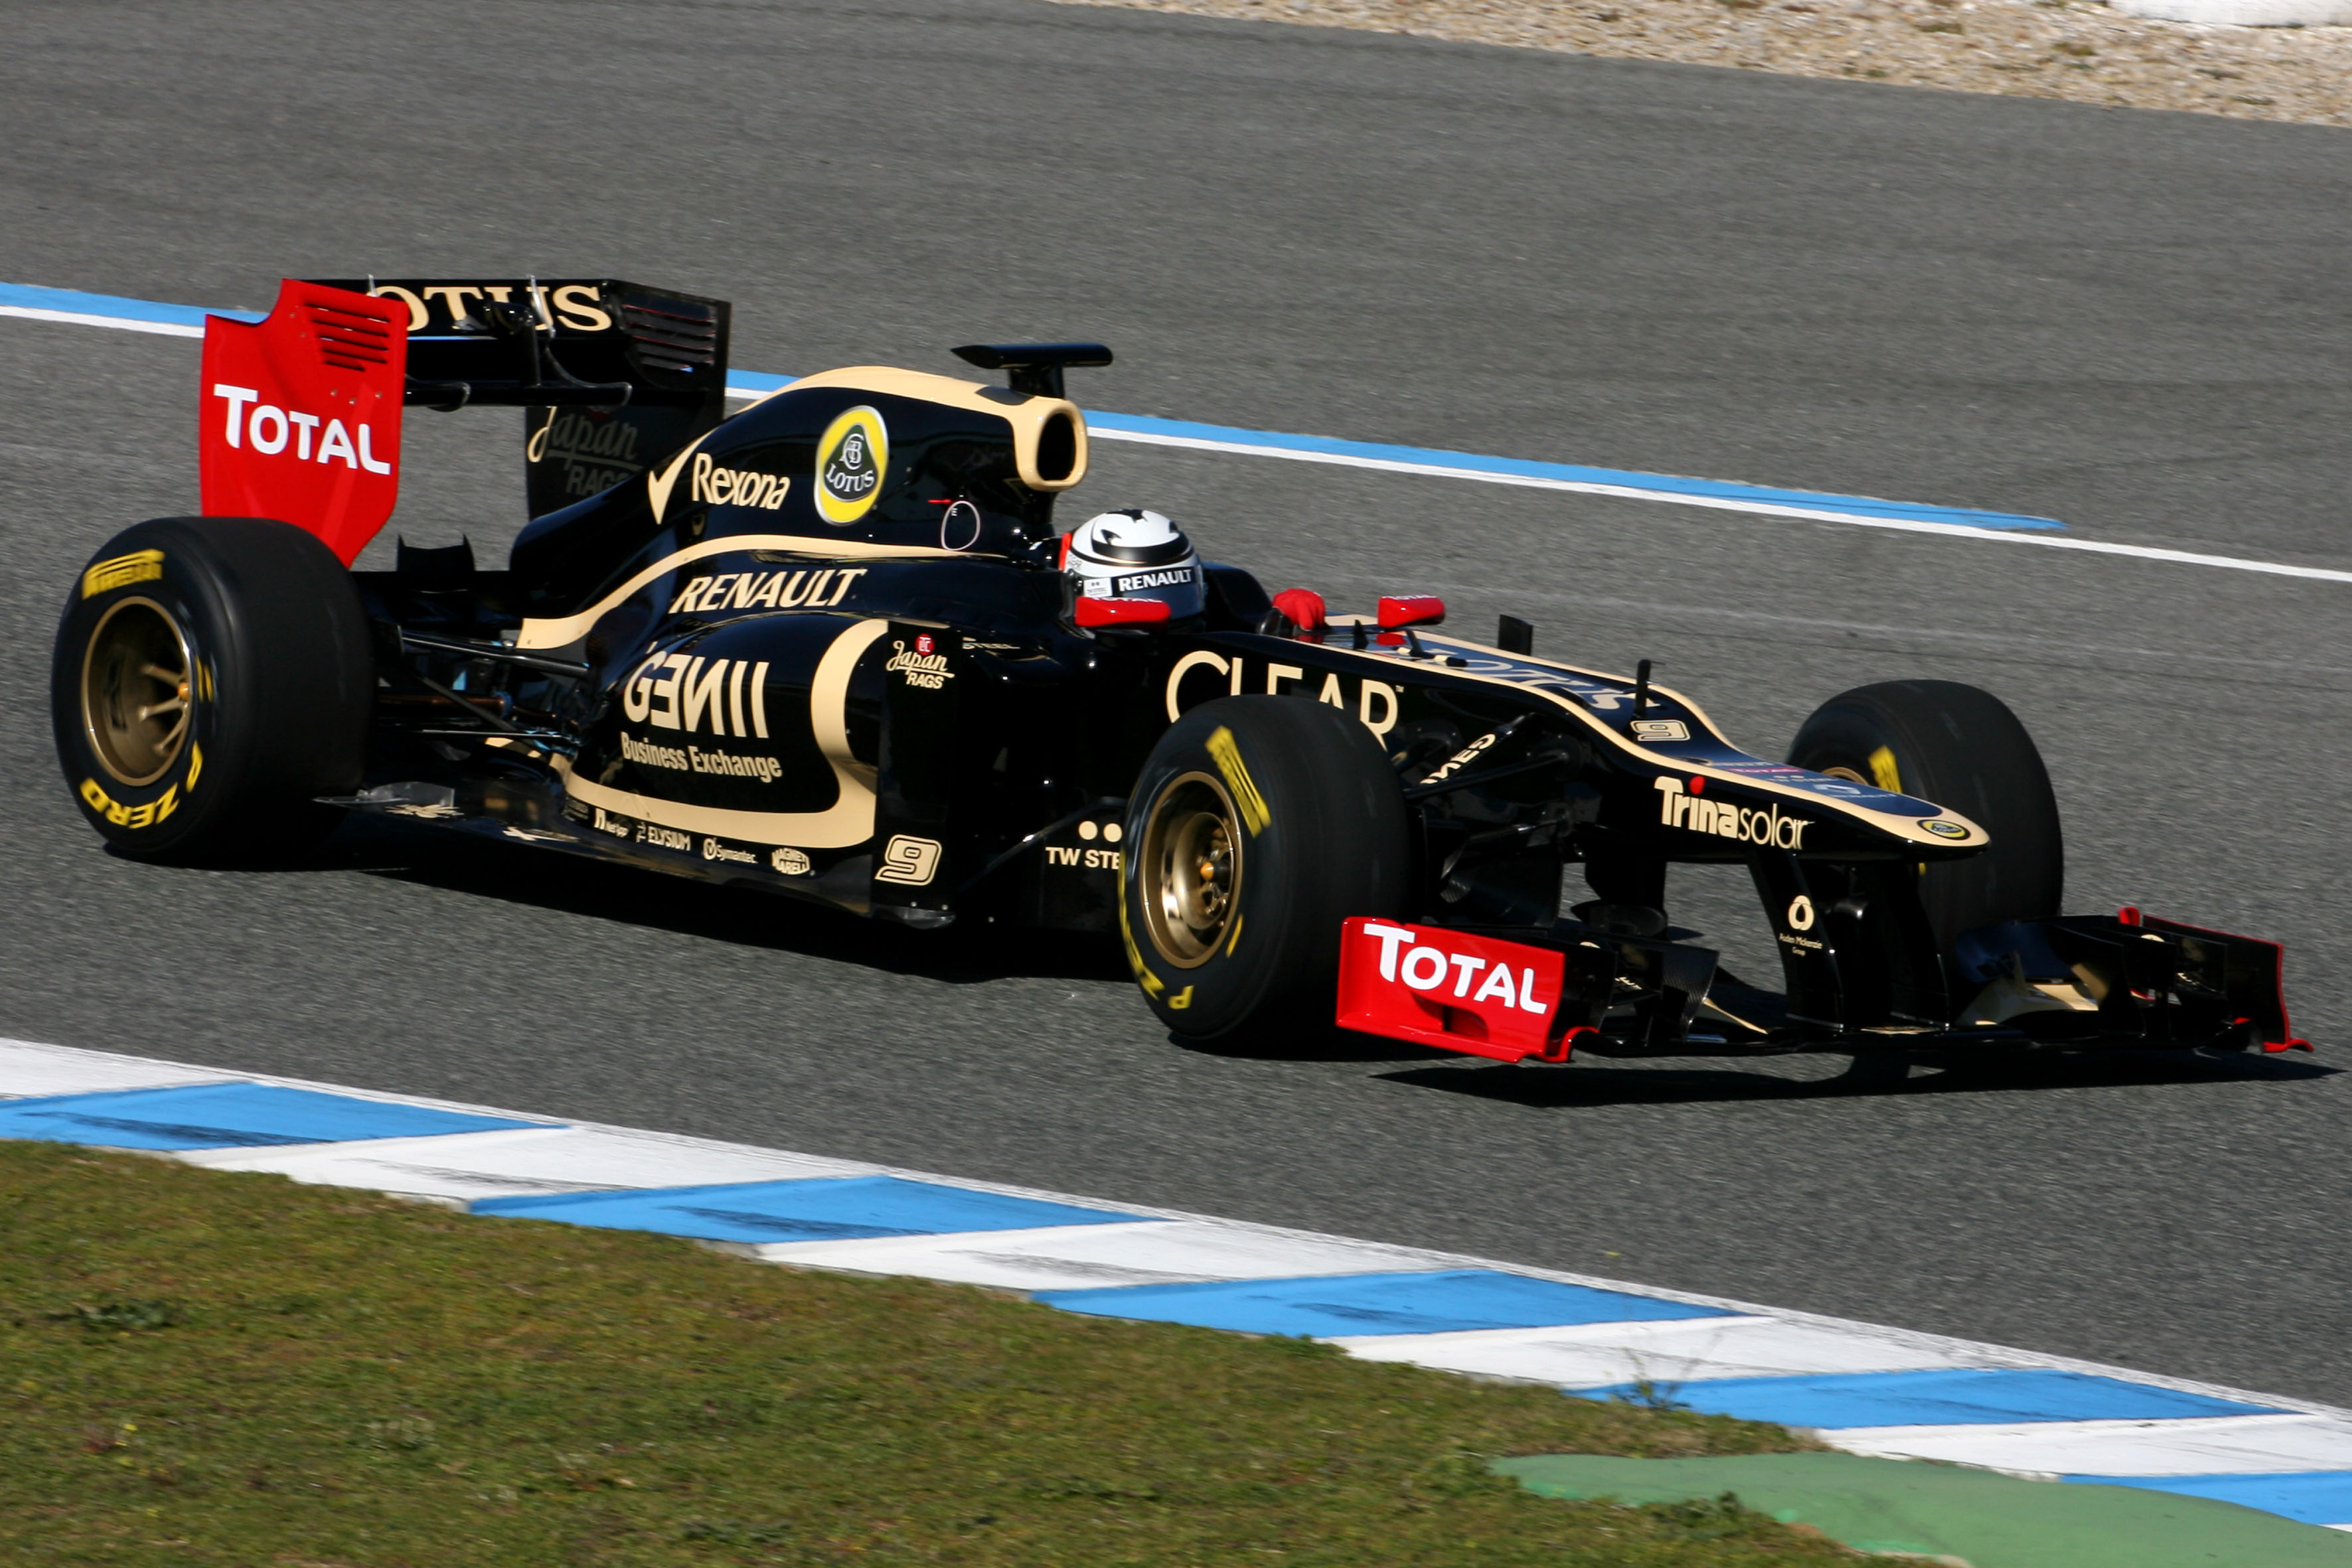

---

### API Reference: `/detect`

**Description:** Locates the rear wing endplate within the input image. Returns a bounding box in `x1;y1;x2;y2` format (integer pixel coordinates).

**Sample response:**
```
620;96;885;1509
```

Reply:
199;279;408;565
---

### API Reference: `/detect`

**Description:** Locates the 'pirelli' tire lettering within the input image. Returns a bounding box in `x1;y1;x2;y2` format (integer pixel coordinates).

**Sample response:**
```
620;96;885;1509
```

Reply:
81;548;165;599
1122;696;1409;1042
52;518;370;861
78;777;179;830
1204;726;1271;836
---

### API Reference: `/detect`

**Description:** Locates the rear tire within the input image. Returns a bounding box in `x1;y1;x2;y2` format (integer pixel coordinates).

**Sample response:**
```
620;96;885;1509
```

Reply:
1786;679;2063;955
52;517;374;863
1121;696;1410;1040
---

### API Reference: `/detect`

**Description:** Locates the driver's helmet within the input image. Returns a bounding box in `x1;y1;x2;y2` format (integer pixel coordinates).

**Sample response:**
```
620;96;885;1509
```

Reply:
1061;509;1207;619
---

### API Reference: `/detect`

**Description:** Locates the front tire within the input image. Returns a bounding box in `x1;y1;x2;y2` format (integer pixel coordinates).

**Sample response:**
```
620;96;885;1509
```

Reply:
1121;696;1410;1040
52;517;374;862
1787;679;2063;955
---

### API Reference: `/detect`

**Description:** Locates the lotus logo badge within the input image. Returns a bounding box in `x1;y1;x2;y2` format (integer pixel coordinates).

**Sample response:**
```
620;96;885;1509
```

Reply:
816;405;888;525
1921;819;1970;840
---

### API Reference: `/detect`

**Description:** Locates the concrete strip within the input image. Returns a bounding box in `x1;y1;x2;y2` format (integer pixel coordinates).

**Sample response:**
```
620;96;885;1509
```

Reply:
0;1036;232;1097
1328;1313;2007;1384
176;1124;875;1198
749;1217;1456;1289
1830;1414;2352;1476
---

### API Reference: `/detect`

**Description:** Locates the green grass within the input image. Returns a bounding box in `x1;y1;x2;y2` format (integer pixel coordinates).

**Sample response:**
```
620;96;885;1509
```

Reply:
0;1139;1871;1567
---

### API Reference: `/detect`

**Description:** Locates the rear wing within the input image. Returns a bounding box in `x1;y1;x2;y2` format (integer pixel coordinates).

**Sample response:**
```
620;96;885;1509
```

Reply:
310;277;732;518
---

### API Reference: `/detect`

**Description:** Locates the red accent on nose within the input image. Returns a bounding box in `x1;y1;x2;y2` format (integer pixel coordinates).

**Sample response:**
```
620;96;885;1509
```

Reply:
1075;596;1172;628
1376;595;1445;629
2118;905;2143;926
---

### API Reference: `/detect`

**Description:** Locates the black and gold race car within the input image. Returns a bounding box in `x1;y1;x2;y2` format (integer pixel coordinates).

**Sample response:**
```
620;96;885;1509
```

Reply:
50;277;2311;1068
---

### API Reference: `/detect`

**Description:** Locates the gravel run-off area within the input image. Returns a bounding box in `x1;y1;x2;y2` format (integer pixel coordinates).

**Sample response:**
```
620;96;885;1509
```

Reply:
1058;0;2352;127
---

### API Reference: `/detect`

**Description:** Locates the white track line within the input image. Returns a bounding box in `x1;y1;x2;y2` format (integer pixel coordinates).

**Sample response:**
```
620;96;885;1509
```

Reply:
1087;424;2352;586
0;304;202;338
8;297;2348;589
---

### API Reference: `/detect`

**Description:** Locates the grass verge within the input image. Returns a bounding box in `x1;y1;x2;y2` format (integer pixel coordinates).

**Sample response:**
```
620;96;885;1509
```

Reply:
0;1139;1874;1566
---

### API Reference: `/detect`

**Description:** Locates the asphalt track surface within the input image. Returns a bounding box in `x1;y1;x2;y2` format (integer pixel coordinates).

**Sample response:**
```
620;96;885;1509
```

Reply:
5;0;2352;1404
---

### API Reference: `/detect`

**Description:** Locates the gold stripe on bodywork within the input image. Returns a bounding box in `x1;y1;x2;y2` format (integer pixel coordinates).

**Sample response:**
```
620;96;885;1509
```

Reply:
515;536;959;650
784;366;1089;493
559;618;892;847
1328;625;1988;850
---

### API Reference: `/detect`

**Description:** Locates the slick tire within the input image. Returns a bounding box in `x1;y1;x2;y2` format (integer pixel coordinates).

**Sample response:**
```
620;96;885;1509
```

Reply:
1121;695;1411;1041
1787;680;2063;955
52;516;374;863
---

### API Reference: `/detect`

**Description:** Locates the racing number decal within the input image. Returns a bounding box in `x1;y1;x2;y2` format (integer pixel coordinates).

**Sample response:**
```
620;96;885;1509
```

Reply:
875;835;942;886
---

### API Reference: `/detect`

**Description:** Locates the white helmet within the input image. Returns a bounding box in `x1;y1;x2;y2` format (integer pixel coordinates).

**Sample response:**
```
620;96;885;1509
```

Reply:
1061;509;1206;619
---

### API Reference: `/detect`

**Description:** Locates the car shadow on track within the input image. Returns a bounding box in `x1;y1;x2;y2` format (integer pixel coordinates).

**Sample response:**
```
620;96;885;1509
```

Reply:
310;815;1132;986
1168;1024;1462;1066
311;821;1508;1061
1379;1048;2337;1107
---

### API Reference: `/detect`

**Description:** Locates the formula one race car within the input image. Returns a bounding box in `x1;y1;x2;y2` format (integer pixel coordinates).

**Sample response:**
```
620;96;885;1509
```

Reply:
50;277;2312;1069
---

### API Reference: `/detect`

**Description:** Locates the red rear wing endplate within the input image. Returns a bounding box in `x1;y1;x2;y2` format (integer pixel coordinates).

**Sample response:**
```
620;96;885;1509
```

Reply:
199;279;407;564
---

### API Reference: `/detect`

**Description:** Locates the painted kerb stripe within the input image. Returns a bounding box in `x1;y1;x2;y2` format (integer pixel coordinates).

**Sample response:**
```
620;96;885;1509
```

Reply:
6;1035;2352;1535
10;280;2352;587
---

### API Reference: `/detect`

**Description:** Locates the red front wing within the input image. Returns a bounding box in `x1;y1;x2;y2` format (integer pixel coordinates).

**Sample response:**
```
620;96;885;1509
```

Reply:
1334;918;1591;1063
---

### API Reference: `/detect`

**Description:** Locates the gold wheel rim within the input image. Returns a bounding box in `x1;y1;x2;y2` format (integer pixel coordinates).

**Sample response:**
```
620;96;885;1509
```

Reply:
81;597;193;787
1138;770;1243;970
